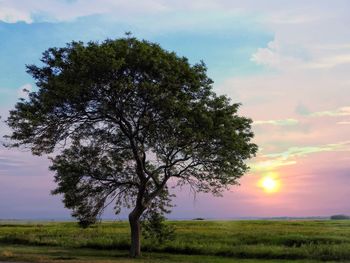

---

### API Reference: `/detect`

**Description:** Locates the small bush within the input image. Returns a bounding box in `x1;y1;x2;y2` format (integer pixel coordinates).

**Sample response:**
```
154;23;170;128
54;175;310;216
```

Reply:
78;217;97;228
142;212;175;245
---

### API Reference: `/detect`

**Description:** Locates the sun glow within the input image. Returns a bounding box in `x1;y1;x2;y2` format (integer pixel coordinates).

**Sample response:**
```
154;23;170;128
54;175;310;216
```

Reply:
258;172;281;194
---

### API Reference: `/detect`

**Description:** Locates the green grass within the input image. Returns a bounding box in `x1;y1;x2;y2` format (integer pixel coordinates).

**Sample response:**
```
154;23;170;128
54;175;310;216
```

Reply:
0;220;350;262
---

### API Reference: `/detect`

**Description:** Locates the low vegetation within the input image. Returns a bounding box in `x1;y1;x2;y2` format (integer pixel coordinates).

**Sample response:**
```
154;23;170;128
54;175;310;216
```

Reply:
1;220;350;262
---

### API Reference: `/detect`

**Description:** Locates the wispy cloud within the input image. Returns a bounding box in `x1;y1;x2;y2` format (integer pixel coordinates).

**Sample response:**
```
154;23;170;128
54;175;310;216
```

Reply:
254;118;299;126
0;145;50;176
0;6;32;23
265;141;350;159
306;54;350;69
0;0;340;25
251;141;350;171
310;107;350;117
251;159;296;172
267;13;320;25
253;106;350;127
0;157;24;171
0;0;169;23
0;148;29;172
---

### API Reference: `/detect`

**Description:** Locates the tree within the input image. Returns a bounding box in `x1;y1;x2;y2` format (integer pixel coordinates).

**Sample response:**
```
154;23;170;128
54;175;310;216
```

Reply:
5;36;257;257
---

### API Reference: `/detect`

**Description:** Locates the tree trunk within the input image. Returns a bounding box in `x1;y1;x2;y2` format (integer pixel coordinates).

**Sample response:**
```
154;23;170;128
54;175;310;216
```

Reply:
129;209;142;257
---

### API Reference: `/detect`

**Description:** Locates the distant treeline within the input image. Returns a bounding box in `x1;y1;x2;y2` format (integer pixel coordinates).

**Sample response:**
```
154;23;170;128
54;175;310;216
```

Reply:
330;215;350;220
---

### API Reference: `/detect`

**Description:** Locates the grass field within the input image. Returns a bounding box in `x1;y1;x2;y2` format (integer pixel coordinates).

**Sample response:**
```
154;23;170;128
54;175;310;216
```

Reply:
0;220;350;262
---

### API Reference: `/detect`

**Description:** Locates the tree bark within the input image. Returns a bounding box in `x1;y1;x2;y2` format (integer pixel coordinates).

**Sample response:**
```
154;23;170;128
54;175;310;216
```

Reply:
129;207;143;257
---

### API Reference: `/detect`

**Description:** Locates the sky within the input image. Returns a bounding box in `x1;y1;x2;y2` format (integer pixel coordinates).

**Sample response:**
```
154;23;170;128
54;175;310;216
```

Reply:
0;0;350;219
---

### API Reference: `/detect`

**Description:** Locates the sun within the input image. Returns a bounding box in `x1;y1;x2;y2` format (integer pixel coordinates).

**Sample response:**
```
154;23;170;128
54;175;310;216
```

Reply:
258;173;281;193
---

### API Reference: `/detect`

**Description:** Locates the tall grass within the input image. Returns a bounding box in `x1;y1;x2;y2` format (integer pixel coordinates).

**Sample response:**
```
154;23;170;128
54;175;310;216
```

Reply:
1;220;350;261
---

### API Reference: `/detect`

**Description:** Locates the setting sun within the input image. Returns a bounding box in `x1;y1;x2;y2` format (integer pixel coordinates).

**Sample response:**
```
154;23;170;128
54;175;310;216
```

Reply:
258;173;281;194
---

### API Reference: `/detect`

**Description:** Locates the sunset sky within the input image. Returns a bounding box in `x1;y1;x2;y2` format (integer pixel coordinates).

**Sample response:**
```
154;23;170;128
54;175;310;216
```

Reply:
1;0;350;219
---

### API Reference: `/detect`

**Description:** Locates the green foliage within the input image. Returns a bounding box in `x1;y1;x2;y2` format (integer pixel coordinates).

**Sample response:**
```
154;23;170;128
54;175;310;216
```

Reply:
78;217;98;229
141;211;175;245
5;35;257;229
140;187;175;244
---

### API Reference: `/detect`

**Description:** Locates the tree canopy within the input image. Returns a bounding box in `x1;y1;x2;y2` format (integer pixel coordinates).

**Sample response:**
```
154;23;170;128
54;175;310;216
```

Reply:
6;36;257;256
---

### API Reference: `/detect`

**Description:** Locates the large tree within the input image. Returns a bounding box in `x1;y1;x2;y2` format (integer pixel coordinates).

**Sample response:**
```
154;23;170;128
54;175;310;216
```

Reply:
6;36;257;257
